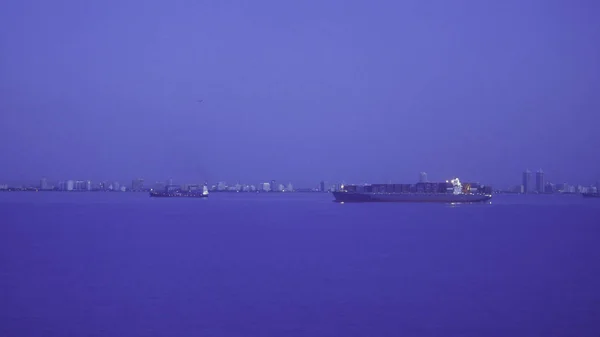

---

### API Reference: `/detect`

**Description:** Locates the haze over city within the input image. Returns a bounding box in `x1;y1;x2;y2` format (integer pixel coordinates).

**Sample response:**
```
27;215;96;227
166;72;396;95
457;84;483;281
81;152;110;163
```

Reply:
1;0;599;187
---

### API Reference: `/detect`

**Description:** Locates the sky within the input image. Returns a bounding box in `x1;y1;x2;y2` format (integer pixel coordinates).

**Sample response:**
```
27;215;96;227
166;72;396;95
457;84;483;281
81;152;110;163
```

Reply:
1;0;599;188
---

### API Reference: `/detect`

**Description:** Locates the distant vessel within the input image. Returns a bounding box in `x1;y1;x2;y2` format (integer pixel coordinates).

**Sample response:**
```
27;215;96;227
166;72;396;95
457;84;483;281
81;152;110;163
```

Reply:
582;182;600;198
333;178;492;203
149;185;209;198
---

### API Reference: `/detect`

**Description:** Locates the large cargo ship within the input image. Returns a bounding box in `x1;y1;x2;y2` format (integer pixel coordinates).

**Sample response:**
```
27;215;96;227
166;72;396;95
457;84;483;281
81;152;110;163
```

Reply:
333;178;492;203
149;185;209;198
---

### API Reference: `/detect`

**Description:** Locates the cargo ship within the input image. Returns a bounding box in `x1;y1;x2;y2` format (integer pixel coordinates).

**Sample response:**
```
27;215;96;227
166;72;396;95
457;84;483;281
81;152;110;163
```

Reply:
333;178;492;203
582;183;600;198
149;185;209;198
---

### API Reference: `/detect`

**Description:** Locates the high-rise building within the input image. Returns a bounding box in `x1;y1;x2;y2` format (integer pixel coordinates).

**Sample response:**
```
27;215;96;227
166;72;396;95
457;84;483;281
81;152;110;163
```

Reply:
66;180;74;191
419;172;428;183
132;178;144;191
535;169;544;193
522;170;532;193
556;182;567;193
73;180;81;190
86;180;92;191
40;177;48;190
270;180;276;192
113;182;120;191
167;178;173;186
217;182;227;191
287;183;294;192
154;181;165;191
262;182;271;192
320;181;325;192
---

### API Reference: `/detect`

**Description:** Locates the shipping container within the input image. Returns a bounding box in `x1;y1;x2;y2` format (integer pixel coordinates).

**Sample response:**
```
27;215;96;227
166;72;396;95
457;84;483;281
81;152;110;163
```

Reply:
344;185;357;192
371;184;386;193
438;183;452;193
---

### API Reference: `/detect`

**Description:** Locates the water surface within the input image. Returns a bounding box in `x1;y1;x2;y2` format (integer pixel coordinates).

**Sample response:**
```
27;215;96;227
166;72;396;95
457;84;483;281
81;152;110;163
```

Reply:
1;192;599;336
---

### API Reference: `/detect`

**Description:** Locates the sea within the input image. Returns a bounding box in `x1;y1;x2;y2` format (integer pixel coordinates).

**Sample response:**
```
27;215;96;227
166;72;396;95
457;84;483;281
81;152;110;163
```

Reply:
1;192;599;337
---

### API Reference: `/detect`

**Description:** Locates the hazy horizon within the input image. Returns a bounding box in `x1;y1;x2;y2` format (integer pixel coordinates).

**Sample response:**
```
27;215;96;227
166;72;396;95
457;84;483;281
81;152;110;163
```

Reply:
2;0;599;188
2;169;598;190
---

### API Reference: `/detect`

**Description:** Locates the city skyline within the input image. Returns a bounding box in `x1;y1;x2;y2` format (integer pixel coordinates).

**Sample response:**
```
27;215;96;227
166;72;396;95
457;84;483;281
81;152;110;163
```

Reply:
1;168;598;193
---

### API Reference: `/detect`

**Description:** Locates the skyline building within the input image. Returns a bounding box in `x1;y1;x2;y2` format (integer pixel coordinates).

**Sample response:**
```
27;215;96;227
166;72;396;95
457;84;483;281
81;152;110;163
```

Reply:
40;177;48;190
536;169;545;193
75;180;86;190
419;172;428;183
522;169;532;193
132;178;144;191
66;180;74;191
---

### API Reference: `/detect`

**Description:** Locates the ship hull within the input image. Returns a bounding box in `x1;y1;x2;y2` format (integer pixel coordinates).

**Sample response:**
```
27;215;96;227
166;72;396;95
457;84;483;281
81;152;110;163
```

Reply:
582;193;600;198
333;192;492;203
149;192;208;198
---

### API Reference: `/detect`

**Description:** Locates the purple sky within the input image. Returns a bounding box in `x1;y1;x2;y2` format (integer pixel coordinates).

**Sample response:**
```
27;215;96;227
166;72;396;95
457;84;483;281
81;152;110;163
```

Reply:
1;0;599;187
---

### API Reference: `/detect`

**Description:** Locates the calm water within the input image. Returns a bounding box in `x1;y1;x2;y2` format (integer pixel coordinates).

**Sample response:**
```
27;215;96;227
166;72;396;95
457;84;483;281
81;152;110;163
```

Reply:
1;192;599;336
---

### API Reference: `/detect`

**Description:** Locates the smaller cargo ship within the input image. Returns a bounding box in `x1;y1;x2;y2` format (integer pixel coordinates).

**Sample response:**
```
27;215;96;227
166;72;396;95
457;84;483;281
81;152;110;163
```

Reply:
582;183;600;198
149;185;209;198
333;178;492;203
